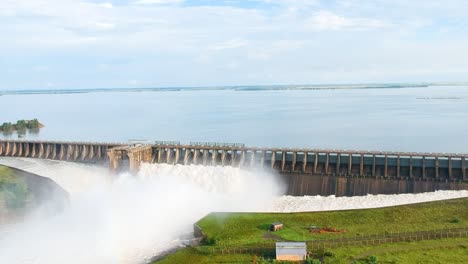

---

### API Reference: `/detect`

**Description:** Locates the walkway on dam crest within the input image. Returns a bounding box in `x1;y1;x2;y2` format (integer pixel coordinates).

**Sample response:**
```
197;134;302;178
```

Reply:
0;139;467;182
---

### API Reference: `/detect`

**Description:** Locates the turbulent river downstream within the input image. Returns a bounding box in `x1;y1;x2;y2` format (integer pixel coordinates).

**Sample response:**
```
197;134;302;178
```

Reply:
0;157;467;264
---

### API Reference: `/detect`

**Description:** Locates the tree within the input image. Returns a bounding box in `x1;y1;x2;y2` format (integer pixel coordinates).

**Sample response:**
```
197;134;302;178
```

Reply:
27;118;40;129
15;120;27;131
1;122;13;132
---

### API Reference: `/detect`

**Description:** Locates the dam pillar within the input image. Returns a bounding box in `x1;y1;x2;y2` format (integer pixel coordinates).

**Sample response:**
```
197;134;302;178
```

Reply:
96;146;102;160
31;143;37;158
127;145;153;173
16;142;22;157
11;142;17;156
58;144;66;160
448;157;453;180
409;156;413;178
184;148;190;165
435;157;440;179
422;157;426;179
167;148;173;164
202;149;208;165
67;144;73;160
302;152;308;173
80;145;87;161
335;153;340;175
88;145;94;161
324;152;329;175
372;155;376;177
313;153;318;174
359;154;364;176
175;148;180;164
213;150;219;166
73;144;80;160
396;155;401;178
271;151;276;168
384;155;388;178
292;152;297;172
24;143;30;157
221;149;227;166
4;142;10;156
194;149;200;165
157;148;163;163
281;151;286;172
107;148;123;173
462;157;467;180
40;143;46;159
348;154;352;176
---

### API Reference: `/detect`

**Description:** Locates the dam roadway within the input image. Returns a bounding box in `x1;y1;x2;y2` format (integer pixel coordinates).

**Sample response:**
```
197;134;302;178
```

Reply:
1;139;467;196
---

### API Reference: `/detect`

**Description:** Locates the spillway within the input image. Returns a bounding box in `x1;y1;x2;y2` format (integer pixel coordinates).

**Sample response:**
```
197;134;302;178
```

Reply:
0;157;467;264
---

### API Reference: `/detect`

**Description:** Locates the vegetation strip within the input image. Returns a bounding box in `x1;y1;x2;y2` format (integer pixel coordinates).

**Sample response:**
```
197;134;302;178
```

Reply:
155;198;467;263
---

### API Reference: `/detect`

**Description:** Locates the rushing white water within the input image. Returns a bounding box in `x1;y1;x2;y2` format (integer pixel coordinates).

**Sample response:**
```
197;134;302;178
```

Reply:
271;191;468;212
0;158;467;264
0;158;285;264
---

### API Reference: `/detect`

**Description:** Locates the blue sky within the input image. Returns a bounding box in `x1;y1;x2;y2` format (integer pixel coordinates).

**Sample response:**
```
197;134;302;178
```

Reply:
1;0;468;89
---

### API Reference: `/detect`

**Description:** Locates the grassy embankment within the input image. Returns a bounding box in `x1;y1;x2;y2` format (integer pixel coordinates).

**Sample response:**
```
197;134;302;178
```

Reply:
0;166;29;210
156;198;468;263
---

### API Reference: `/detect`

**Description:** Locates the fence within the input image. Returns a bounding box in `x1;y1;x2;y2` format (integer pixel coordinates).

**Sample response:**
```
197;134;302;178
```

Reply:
189;142;245;148
210;227;468;255
307;227;468;250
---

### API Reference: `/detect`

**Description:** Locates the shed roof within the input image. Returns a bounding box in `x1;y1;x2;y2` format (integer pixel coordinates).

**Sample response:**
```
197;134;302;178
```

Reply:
276;242;307;256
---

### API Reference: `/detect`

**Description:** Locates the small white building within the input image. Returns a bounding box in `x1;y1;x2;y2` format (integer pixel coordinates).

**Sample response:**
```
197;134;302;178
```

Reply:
276;242;307;261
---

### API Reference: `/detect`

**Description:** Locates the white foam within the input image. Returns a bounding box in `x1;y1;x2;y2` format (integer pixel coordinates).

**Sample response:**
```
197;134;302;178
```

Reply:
270;190;468;212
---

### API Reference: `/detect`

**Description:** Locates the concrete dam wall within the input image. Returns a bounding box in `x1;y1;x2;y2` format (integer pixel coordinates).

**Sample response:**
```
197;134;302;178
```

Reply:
1;140;467;196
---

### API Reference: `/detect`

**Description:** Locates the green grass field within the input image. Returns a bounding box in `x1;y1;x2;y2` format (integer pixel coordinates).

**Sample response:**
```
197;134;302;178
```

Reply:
155;198;468;263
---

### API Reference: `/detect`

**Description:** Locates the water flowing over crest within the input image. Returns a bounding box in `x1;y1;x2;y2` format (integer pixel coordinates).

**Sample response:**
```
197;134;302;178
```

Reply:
0;161;285;264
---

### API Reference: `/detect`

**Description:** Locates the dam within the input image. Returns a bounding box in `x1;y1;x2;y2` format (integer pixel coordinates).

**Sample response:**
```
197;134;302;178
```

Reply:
1;139;467;196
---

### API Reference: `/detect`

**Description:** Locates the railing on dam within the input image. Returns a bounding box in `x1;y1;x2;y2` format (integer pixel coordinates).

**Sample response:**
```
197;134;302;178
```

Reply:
0;139;467;182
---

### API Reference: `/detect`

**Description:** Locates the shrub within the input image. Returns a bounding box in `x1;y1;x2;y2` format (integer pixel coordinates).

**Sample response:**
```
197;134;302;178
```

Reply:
203;235;218;245
306;258;321;264
368;255;378;264
449;218;461;224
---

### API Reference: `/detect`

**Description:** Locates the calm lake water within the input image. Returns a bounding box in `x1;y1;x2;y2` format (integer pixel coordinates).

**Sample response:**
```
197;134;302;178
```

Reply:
2;86;468;152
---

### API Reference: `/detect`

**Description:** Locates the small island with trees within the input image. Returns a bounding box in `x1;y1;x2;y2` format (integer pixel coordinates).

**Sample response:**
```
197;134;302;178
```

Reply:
0;119;44;133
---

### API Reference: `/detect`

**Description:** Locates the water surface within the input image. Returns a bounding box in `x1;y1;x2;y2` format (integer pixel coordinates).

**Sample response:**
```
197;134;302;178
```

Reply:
2;85;468;152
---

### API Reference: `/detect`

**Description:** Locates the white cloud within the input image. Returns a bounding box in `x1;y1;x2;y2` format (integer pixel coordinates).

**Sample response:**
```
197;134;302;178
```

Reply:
133;0;184;5
98;2;113;9
209;39;249;51
94;22;115;30
307;11;389;30
0;0;468;89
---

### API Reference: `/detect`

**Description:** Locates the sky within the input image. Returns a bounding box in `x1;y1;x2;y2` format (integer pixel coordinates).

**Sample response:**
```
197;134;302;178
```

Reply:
1;0;468;90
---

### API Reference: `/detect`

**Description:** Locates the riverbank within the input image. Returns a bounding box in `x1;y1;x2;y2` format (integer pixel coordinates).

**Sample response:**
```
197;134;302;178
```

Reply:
155;197;468;263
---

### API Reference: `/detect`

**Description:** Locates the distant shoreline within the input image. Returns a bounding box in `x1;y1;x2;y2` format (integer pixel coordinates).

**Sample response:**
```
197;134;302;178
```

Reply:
1;82;467;96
